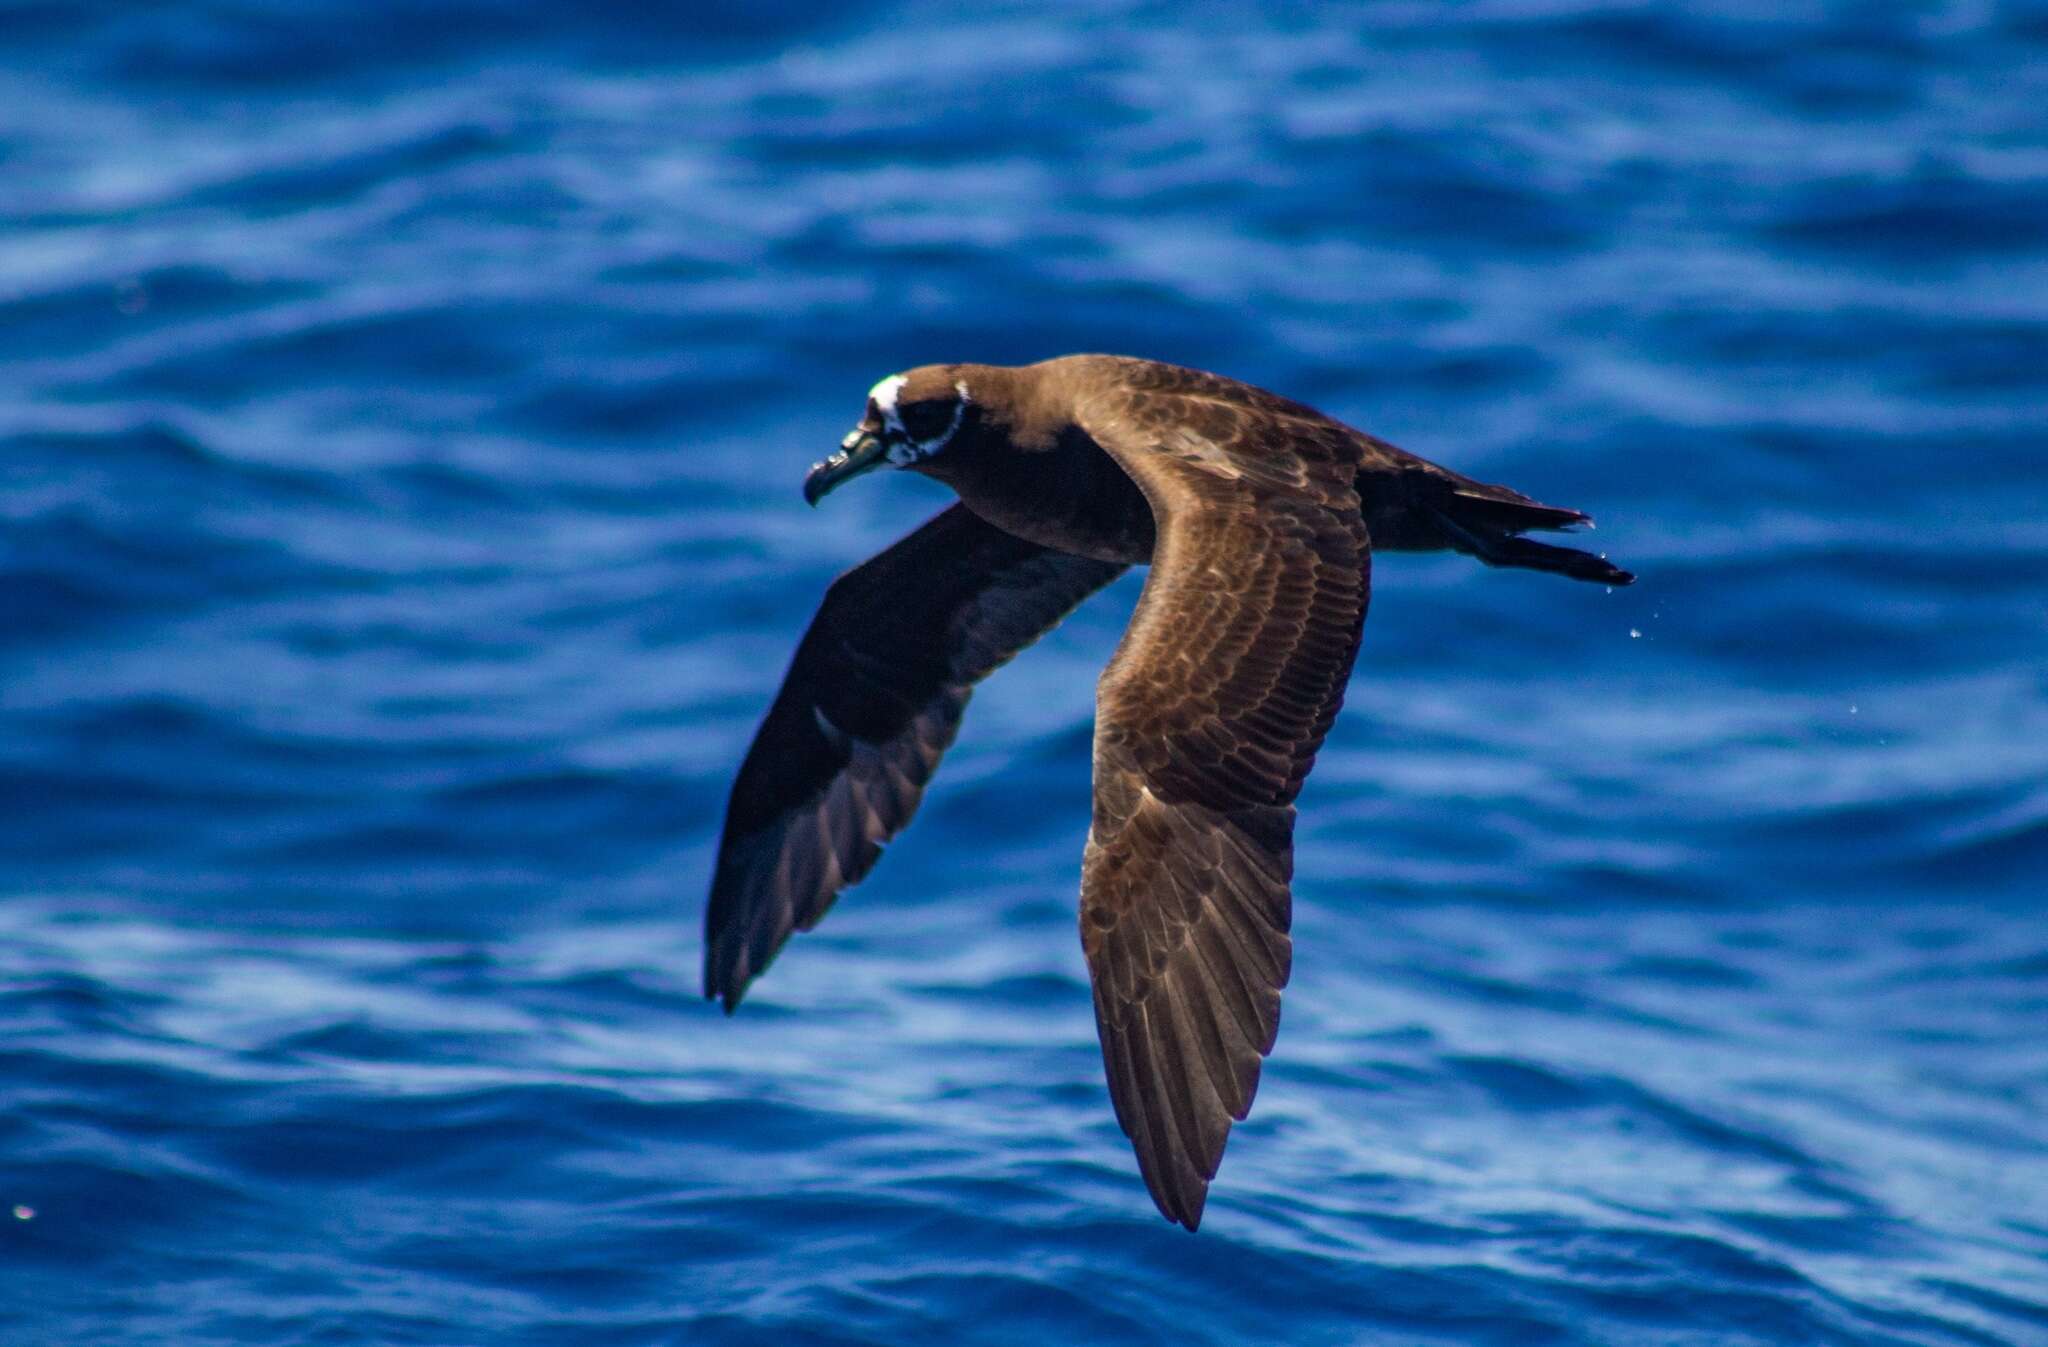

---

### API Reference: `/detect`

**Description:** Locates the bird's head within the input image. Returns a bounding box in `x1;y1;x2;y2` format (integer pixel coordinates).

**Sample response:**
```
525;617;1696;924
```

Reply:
804;366;980;505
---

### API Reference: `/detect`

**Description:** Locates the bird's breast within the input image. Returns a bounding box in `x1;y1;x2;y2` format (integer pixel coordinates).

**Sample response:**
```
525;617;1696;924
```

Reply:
954;492;1153;565
939;425;1158;565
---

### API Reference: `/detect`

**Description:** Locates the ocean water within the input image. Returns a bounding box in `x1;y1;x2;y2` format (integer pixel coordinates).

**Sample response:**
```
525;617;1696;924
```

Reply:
4;2;2047;1342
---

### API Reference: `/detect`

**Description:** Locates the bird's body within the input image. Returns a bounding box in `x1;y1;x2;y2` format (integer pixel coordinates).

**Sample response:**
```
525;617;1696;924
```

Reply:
706;355;1632;1229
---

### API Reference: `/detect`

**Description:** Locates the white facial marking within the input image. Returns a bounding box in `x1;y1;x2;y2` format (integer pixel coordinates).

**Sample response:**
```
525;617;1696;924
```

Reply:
867;374;908;434
868;374;972;465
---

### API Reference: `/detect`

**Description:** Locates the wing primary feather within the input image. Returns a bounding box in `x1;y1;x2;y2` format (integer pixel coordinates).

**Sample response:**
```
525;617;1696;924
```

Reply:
1074;372;1369;1228
706;505;1124;1009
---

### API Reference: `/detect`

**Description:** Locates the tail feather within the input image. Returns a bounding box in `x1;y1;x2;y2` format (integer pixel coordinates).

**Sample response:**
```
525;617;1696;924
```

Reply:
1446;486;1589;534
1354;435;1635;585
1425;498;1634;586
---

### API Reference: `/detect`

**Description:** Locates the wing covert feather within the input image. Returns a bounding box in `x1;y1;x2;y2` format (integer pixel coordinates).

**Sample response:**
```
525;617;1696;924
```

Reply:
1075;374;1371;1228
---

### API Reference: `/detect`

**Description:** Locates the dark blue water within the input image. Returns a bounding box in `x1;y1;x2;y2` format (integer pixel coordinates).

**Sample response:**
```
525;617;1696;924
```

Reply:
5;3;2047;1342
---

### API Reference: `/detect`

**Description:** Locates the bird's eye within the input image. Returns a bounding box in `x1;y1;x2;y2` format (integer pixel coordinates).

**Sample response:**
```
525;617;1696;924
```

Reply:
898;399;955;442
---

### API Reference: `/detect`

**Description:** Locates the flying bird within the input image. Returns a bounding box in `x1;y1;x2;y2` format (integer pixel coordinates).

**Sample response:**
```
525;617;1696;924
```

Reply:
705;355;1632;1229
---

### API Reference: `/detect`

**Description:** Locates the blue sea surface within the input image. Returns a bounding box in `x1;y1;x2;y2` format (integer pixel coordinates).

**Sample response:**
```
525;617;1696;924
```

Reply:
4;2;2047;1342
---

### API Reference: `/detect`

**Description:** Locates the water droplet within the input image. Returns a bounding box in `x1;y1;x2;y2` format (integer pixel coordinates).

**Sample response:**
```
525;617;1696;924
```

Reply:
12;1204;33;1221
1628;628;1641;639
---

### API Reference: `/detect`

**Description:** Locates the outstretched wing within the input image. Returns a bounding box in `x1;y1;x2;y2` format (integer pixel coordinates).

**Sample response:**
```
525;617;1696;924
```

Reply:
706;504;1125;1011
1075;365;1370;1228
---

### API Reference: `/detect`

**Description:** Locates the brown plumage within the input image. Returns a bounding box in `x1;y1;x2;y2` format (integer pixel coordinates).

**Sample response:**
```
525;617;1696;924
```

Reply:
706;355;1633;1229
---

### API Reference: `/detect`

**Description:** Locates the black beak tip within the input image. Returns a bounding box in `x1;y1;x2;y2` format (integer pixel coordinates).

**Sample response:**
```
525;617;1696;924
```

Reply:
803;433;885;506
801;453;844;507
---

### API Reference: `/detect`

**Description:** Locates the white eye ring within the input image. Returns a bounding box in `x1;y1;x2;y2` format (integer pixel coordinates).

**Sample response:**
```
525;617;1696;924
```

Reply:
870;376;971;463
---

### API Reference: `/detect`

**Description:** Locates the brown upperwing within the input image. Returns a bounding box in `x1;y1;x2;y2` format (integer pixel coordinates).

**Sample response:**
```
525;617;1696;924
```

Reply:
1074;366;1370;1229
705;503;1126;1011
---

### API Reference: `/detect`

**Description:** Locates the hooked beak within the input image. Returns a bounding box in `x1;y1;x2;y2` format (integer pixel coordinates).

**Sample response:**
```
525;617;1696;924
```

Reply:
803;429;888;506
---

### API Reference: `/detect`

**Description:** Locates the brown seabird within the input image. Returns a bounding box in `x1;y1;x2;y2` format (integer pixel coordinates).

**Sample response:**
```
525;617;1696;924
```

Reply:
705;355;1632;1229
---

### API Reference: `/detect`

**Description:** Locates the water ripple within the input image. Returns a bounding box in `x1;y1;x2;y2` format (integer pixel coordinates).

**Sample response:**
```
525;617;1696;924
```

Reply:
6;1;2048;1343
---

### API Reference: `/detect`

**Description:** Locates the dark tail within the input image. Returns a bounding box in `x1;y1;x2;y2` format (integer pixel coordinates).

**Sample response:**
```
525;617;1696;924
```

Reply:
1356;437;1635;586
1422;483;1634;586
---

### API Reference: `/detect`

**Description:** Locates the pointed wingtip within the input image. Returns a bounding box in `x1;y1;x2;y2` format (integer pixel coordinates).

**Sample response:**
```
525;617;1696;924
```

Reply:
1145;1173;1210;1231
703;960;749;1015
